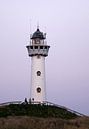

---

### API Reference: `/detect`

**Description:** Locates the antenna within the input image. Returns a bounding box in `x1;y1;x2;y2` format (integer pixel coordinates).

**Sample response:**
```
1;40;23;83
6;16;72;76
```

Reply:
37;21;39;29
44;26;47;34
44;26;47;44
30;19;32;34
29;19;32;44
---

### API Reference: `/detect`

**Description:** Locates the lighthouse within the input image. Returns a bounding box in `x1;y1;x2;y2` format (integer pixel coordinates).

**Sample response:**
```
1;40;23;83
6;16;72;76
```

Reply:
26;27;50;103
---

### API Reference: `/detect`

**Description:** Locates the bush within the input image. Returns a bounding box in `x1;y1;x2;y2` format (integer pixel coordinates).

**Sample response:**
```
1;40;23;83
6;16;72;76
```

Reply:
0;104;78;119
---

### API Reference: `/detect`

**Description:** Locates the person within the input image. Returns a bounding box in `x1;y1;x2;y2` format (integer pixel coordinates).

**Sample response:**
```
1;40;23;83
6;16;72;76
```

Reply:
24;98;28;104
29;98;31;104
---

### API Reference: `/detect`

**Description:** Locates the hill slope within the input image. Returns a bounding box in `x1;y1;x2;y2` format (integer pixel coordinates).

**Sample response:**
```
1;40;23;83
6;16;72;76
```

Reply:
0;116;89;129
0;104;77;119
0;104;88;129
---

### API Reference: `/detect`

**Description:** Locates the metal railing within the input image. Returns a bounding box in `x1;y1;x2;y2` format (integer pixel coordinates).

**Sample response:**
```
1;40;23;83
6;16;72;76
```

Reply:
0;101;22;106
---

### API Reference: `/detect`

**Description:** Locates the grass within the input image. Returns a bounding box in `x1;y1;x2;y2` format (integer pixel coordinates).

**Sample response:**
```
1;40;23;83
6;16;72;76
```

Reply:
0;104;88;129
0;116;89;129
0;103;78;119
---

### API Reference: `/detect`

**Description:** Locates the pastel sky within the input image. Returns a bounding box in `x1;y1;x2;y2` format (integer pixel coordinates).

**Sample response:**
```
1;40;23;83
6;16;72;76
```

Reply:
0;0;89;115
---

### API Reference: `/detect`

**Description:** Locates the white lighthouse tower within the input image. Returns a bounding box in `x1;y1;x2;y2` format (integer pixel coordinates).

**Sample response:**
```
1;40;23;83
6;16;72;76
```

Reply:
26;27;50;103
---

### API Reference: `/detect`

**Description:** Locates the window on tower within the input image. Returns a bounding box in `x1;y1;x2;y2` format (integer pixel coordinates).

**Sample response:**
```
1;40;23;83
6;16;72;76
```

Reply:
45;46;47;49
30;46;33;49
35;46;38;49
36;39;40;44
40;46;43;49
37;71;41;76
37;87;41;93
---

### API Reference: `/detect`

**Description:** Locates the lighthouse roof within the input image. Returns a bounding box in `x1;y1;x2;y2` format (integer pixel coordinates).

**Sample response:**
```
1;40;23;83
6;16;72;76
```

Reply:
31;28;45;39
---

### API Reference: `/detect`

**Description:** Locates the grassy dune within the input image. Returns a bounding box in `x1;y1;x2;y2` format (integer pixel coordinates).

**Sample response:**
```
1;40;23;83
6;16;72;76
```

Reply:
0;116;89;129
0;104;77;119
0;104;88;129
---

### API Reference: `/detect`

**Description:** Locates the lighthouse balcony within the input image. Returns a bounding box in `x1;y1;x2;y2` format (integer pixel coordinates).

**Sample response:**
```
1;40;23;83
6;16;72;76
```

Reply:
26;45;50;57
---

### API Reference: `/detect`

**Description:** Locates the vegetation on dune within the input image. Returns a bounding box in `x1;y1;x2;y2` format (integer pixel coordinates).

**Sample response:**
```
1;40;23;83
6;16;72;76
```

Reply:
0;116;89;129
0;104;88;129
0;104;78;119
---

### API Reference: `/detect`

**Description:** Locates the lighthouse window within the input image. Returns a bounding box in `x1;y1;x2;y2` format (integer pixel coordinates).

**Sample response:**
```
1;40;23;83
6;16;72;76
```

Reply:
37;71;41;76
45;46;47;49
37;87;41;93
36;39;40;44
40;46;43;49
35;46;38;49
30;46;33;49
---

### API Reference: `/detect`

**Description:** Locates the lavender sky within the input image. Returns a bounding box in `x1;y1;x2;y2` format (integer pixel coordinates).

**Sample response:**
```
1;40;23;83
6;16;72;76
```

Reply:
0;0;89;115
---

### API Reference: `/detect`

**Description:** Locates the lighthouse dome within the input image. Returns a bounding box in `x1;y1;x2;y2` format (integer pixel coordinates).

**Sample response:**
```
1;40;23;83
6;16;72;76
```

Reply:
31;28;45;39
